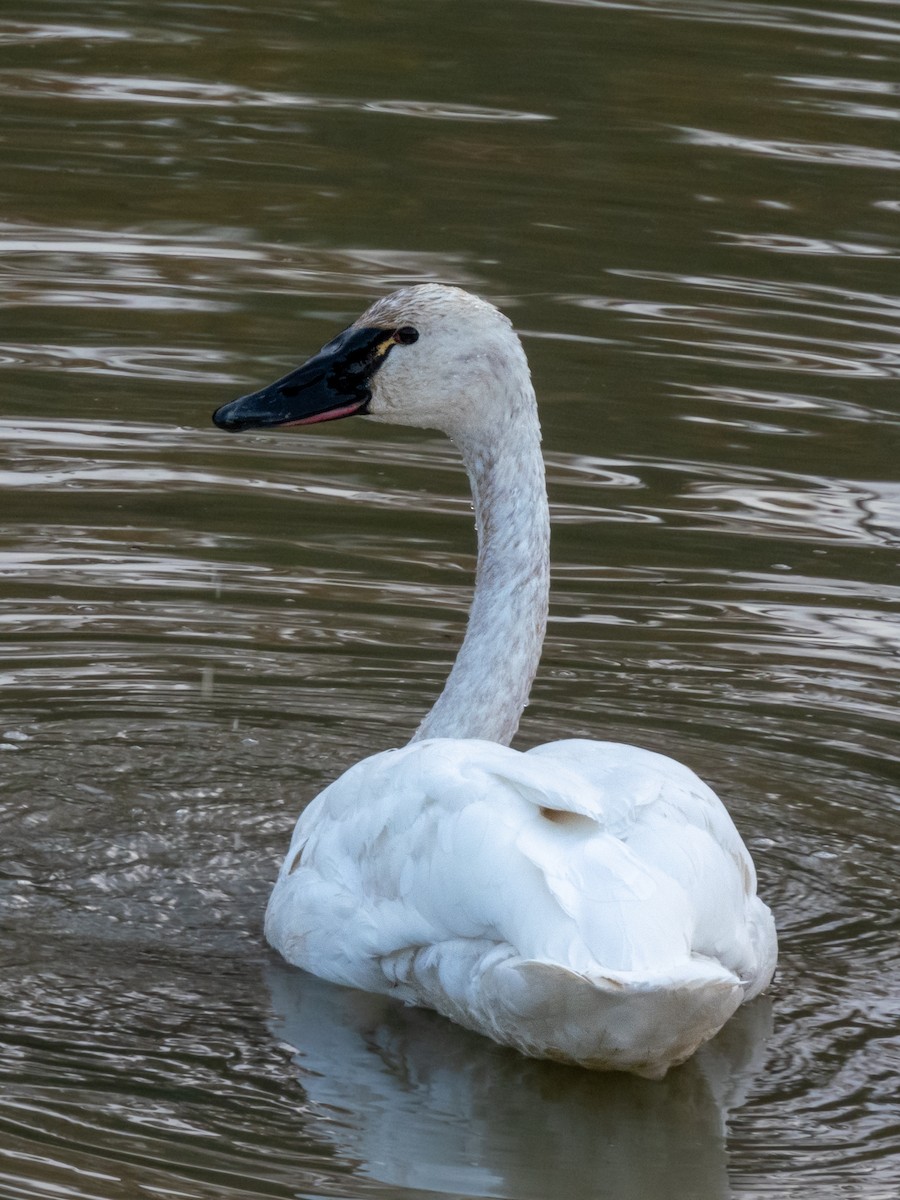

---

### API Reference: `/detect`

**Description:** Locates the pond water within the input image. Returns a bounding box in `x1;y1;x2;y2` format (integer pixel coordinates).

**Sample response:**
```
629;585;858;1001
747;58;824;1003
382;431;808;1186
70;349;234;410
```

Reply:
1;1;899;1197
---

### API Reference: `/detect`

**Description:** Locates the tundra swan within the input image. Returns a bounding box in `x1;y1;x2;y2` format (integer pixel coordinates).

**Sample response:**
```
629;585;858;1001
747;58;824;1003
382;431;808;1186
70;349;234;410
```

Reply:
213;284;776;1077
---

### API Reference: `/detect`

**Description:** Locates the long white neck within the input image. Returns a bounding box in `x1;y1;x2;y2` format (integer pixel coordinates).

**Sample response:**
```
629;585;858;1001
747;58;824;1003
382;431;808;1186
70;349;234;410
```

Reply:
412;397;550;746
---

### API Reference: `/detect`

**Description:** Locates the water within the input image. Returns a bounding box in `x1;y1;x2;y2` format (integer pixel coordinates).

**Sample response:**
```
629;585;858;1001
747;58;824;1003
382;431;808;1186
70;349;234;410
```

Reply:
1;1;899;1196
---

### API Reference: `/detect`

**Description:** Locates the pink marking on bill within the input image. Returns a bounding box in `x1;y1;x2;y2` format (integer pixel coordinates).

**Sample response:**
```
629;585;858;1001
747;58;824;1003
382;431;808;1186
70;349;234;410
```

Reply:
283;401;367;427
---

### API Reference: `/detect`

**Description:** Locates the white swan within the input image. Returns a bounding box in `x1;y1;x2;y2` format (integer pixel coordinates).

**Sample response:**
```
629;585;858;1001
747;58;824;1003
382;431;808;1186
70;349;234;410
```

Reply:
213;284;777;1078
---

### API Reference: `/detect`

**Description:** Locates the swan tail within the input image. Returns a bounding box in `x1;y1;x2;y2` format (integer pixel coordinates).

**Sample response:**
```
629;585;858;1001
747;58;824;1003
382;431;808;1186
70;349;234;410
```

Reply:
381;940;743;1079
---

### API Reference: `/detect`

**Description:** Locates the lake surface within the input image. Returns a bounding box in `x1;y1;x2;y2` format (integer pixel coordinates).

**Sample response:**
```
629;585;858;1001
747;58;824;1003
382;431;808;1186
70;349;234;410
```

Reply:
1;1;899;1197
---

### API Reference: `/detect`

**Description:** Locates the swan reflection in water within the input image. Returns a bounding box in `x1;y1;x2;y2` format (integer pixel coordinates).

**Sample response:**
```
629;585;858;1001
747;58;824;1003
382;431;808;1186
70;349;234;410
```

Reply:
266;958;772;1200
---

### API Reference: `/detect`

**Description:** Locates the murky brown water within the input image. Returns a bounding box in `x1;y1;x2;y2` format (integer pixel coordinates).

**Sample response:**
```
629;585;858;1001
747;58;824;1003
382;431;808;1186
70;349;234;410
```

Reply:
2;2;899;1197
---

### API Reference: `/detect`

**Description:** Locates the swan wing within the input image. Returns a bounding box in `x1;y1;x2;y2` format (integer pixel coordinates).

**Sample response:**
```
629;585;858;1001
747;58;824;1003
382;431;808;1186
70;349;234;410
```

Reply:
265;739;774;1025
524;739;777;994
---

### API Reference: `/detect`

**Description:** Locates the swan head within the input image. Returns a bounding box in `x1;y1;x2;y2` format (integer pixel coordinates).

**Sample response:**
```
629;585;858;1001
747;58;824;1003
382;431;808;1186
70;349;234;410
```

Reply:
212;284;534;443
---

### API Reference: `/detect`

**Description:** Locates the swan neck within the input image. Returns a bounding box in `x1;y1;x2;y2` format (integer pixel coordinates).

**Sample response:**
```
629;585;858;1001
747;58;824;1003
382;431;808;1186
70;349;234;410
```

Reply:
412;405;549;746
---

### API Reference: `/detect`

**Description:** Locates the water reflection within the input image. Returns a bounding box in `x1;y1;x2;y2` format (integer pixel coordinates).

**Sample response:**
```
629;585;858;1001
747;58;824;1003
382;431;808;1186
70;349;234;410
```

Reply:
1;71;552;123
0;22;133;46
687;477;900;545
268;960;773;1200
0;221;477;331
567;272;900;383
678;126;900;171
3;0;900;1194
530;0;900;44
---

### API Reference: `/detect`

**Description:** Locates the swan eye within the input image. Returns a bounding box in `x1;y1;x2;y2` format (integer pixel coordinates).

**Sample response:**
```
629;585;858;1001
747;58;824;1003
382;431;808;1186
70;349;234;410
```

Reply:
394;326;419;345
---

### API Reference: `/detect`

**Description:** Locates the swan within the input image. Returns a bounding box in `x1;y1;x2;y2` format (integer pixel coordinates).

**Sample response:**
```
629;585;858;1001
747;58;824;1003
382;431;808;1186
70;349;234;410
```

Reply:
213;284;777;1078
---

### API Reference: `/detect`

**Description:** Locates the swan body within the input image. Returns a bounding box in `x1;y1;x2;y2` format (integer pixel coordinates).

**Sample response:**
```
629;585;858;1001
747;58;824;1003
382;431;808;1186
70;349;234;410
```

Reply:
213;284;776;1077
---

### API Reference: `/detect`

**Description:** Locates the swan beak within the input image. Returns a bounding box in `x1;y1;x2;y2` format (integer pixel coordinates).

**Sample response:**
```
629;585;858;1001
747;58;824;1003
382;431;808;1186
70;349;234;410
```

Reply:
212;325;395;432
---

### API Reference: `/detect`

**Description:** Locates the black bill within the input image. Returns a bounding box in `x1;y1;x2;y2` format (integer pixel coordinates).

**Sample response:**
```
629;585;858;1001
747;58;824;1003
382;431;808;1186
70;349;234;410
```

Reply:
212;324;396;432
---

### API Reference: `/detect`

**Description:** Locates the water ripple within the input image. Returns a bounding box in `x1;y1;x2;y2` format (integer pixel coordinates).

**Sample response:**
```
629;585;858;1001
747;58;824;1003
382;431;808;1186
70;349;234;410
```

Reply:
566;271;900;384
678;126;900;171
721;232;900;259
0;221;479;324
0;22;132;46
3;1;899;1192
0;343;236;383
531;0;900;45
778;72;900;123
0;71;552;122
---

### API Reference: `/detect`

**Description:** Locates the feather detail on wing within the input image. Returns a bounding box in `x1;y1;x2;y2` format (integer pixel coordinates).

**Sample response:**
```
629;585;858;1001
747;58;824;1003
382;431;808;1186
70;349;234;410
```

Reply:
264;737;776;1073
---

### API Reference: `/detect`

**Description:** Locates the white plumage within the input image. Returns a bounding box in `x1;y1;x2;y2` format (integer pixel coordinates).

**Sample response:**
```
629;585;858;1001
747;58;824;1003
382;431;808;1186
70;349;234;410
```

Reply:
215;283;777;1077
